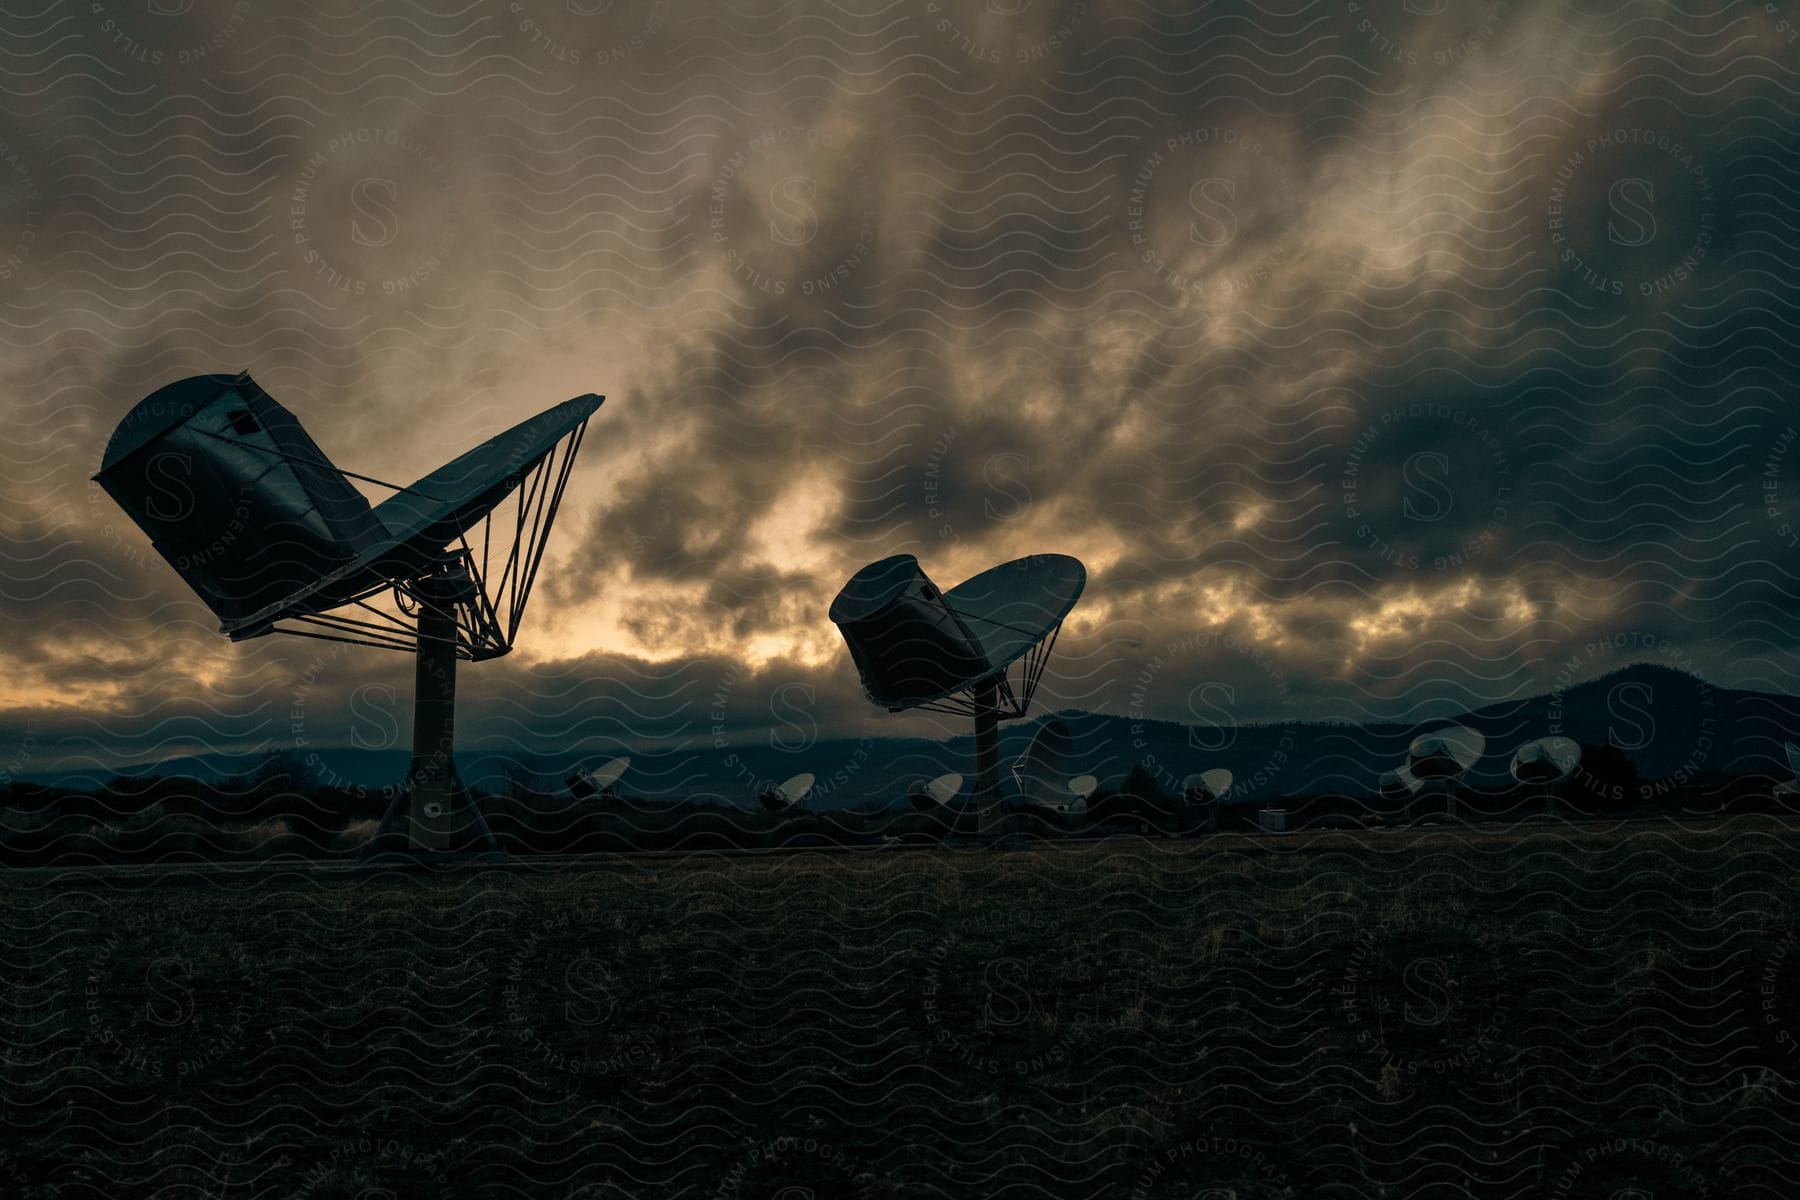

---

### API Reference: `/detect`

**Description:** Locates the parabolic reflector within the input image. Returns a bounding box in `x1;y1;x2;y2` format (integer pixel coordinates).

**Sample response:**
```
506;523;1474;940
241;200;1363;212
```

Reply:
569;755;630;799
761;772;814;812
828;553;1084;712
919;772;964;808
1183;767;1233;801
1379;766;1420;800
1510;737;1580;784
230;392;604;640
1409;726;1485;780
95;373;602;655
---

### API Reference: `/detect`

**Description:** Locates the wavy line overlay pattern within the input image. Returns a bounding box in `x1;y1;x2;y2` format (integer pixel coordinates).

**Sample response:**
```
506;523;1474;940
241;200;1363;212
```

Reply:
3;0;1800;1195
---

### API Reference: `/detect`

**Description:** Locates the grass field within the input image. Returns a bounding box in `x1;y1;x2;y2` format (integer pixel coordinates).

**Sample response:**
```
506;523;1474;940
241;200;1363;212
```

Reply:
3;817;1798;1198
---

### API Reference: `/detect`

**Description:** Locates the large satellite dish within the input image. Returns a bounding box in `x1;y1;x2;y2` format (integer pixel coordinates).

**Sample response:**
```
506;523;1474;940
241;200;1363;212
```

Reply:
830;553;1085;836
568;756;630;800
94;372;603;853
759;772;814;813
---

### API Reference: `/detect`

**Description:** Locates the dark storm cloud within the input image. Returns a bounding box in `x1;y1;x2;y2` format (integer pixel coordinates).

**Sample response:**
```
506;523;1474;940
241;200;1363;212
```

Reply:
3;0;1799;769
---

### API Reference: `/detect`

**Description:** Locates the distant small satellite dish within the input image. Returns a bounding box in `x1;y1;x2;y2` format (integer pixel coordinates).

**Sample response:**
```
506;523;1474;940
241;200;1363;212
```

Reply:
568;755;630;800
1067;774;1098;801
1181;768;1233;803
912;772;964;810
1409;726;1485;781
1379;765;1421;801
1509;737;1579;785
759;772;815;813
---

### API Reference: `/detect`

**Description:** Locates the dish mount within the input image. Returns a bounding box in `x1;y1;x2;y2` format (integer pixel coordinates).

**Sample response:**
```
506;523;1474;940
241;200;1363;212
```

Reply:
830;552;1085;835
95;372;603;854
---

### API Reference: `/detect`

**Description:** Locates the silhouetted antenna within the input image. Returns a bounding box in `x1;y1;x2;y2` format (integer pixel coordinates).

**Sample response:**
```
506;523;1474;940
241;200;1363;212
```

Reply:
1510;735;1579;818
1406;725;1484;821
1181;768;1233;803
94;373;603;854
568;756;630;800
759;772;814;814
1379;766;1420;803
830;553;1085;837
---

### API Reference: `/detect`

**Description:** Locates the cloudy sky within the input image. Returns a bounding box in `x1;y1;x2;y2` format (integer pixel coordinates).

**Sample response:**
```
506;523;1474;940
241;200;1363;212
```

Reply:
1;0;1797;777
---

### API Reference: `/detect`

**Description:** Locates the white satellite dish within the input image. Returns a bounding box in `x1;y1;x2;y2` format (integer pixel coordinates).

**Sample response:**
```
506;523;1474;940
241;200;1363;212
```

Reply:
1409;726;1485;780
913;772;964;810
759;772;814;813
1406;725;1483;821
1379;766;1420;801
568;755;630;799
1509;737;1579;785
1182;768;1233;802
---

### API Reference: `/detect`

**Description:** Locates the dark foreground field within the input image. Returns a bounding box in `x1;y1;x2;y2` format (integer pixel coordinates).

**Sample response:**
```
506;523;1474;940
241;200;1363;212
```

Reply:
3;819;1799;1198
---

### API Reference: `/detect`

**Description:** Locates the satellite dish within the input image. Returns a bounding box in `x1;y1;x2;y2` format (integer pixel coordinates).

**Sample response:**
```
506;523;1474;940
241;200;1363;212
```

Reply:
94;372;603;853
1067;774;1098;801
1379;766;1420;801
1408;726;1485;780
1786;741;1800;778
759;772;814;813
1182;768;1233;803
1509;737;1579;785
830;553;1084;837
1404;725;1482;822
568;756;630;800
911;772;964;811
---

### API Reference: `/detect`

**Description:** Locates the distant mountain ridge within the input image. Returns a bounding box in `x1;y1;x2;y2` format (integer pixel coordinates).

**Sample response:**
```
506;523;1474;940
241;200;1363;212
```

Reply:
22;664;1799;810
